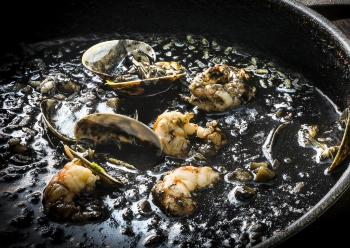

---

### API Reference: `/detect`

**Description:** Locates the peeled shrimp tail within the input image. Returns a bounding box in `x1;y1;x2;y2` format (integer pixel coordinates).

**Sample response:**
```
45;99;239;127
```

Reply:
151;165;220;217
42;159;100;221
152;180;198;217
154;111;198;158
43;160;99;203
43;174;76;204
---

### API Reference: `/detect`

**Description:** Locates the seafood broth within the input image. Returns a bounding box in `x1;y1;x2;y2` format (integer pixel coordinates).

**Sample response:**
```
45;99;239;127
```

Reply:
0;33;347;247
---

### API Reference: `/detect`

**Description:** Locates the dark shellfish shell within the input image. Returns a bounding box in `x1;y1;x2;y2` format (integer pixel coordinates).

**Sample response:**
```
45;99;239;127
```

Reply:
137;199;153;216
82;39;186;96
326;108;350;172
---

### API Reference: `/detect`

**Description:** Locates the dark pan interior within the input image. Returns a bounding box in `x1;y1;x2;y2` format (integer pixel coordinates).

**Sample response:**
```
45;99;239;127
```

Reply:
2;0;350;247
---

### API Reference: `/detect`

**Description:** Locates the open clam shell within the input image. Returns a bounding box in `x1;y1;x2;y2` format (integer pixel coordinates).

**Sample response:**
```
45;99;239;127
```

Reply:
64;146;124;186
41;99;163;157
40;99;76;143
82;39;156;81
105;66;186;96
82;39;186;96
326;108;350;173
74;113;163;157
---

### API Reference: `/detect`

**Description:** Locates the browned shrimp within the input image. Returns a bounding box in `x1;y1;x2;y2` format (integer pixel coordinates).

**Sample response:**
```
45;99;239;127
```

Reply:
42;159;101;221
151;165;220;217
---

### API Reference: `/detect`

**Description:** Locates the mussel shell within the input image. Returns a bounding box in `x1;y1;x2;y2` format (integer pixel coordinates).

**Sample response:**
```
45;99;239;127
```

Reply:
40;99;76;143
326;108;350;173
82;39;156;81
74;113;163;156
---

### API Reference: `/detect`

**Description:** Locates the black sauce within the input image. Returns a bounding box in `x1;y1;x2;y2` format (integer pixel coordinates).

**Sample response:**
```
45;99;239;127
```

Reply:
0;32;346;248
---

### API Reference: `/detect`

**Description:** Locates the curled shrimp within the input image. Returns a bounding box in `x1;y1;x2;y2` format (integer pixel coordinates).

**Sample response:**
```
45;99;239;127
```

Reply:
153;110;198;158
42;159;101;221
181;64;256;112
151;165;220;217
153;110;227;158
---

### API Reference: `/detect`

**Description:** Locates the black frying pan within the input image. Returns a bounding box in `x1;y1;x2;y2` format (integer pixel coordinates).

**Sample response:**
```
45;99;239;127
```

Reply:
1;0;350;247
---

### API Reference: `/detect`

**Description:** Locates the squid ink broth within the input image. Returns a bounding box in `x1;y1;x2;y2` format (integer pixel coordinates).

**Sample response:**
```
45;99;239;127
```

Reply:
0;33;347;247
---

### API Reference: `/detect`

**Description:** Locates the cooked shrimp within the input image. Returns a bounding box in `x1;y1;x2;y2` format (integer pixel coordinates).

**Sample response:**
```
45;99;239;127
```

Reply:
154;110;227;158
153;110;198;158
196;120;228;156
181;64;256;112
42;159;101;221
151;165;220;217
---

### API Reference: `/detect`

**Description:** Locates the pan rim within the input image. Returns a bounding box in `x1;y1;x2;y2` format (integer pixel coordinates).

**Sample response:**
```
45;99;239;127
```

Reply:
257;1;350;246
